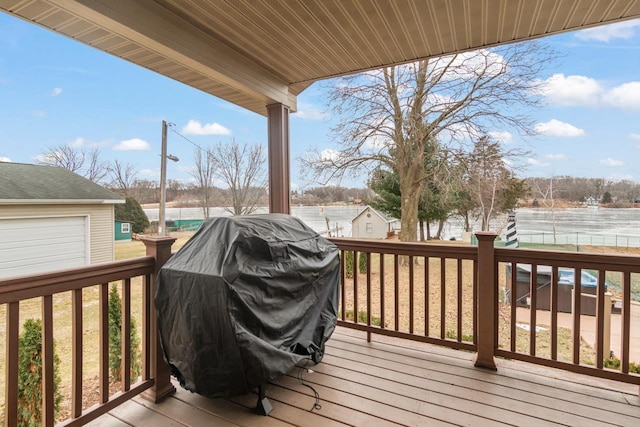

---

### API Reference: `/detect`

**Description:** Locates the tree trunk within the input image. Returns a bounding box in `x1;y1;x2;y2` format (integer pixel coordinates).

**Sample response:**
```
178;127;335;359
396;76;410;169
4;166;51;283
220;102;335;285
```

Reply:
436;219;446;239
419;221;425;241
399;178;421;243
426;221;431;240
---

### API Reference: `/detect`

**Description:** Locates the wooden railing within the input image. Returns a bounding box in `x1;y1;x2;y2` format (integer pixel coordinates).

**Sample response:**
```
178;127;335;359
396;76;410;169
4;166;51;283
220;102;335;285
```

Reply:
495;244;640;386
329;237;478;352
1;236;176;427
2;232;639;425
331;233;640;389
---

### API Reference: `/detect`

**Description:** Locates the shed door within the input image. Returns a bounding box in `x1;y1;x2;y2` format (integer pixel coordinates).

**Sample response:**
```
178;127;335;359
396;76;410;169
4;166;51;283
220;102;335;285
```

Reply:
0;216;88;279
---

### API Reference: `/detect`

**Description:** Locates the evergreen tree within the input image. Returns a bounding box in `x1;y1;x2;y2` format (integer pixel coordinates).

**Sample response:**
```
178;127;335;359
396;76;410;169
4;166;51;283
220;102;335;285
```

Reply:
17;319;62;427
108;284;142;381
114;197;149;233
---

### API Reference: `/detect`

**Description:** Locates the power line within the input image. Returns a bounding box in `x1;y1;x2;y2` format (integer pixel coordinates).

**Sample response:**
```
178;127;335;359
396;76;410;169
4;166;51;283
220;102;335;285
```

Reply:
167;122;207;152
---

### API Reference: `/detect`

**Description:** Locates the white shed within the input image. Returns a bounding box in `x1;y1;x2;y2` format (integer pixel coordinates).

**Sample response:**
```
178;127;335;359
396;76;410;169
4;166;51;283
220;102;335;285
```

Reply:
0;162;124;279
351;206;399;239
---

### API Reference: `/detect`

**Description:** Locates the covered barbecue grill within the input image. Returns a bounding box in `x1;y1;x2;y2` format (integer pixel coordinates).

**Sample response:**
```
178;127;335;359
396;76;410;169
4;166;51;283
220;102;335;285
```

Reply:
156;214;339;400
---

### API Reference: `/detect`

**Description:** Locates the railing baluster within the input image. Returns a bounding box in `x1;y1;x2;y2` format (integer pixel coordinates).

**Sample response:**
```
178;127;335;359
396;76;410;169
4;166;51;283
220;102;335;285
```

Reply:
621;271;631;374
353;251;358;324
551;266;558;360
457;259;462;342
596;270;606;369
72;289;83;417
122;278;132;391
366;252;372;342
42;295;55;427
573;268;582;365
340;250;346;321
530;264;537;356
100;283;109;403
425;256;430;337
409;255;414;334
440;257;446;340
5;301;19;427
473;260;477;345
142;274;151;380
394;254;399;331
510;263;517;352
380;253;385;329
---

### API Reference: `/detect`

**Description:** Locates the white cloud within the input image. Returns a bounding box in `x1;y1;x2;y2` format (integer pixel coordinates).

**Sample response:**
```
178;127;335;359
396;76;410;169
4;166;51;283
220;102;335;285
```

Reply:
50;87;62;96
113;138;151;151
69;137;88;148
600;157;624;167
0;156;11;162
575;20;640;42
603;82;640;110
294;103;329;120
434;49;507;80
630;133;640;140
488;131;513;144
538;74;602;106
534;119;585;137
182;119;231;135
545;153;567;160
320;149;339;161
527;158;549;167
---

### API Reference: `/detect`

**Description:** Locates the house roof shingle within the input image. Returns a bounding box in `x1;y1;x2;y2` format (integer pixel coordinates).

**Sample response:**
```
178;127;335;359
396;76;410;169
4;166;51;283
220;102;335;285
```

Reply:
0;162;123;204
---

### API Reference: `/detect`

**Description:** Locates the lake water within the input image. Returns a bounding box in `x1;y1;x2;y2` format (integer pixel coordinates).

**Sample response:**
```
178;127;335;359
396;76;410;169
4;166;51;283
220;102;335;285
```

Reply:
144;206;640;246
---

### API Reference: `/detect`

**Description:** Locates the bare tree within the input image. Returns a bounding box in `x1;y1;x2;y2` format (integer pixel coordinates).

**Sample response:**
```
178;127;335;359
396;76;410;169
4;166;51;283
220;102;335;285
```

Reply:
462;136;527;231
38;144;109;183
108;160;138;196
302;41;556;242
207;140;267;216
191;147;217;219
531;176;559;243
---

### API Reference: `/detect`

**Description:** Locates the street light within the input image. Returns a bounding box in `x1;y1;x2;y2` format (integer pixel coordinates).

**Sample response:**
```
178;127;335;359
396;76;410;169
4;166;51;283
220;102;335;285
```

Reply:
159;120;179;236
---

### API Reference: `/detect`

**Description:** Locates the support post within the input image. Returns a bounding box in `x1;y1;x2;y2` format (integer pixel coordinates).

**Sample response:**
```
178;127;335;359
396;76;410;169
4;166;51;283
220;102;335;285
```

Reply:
140;235;176;402
159;120;168;236
267;103;291;214
474;231;498;370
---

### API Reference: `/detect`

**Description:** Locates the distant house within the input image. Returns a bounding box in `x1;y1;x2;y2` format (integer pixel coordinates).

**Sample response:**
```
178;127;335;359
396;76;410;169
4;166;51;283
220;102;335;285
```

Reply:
351;206;399;238
115;220;132;241
0;162;124;279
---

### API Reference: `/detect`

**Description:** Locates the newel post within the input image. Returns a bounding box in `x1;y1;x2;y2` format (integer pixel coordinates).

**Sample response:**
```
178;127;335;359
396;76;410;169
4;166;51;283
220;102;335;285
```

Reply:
140;236;176;402
474;231;498;370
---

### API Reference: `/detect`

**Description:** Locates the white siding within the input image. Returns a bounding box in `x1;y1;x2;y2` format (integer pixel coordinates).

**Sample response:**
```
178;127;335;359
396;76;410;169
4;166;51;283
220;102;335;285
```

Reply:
0;204;115;265
0;216;88;278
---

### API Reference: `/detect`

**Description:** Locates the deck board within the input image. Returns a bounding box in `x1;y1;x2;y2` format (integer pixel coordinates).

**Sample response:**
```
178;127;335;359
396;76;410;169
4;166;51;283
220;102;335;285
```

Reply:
96;328;640;427
326;335;640;425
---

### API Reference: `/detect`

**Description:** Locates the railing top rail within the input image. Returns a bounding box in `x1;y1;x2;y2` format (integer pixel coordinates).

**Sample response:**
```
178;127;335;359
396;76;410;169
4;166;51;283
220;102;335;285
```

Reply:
328;237;478;260
0;256;155;304
495;247;640;271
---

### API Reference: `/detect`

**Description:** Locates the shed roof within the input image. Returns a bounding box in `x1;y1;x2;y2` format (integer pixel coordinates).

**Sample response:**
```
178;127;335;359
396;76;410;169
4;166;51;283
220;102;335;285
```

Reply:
0;162;123;204
352;206;398;224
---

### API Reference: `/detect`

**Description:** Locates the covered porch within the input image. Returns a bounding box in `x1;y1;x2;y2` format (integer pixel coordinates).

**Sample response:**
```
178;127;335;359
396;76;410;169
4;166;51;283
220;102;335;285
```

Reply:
2;1;640;426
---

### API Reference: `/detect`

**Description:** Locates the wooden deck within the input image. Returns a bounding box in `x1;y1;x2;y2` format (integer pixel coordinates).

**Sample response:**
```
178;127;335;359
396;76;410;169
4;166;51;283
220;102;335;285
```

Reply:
89;328;640;427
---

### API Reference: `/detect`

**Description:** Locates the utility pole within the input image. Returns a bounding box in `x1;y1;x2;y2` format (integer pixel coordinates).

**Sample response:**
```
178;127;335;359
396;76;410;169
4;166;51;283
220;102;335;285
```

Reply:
159;120;168;236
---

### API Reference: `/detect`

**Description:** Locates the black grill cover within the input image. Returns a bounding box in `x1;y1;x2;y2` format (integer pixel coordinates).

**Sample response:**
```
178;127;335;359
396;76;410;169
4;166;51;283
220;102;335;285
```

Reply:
156;214;339;397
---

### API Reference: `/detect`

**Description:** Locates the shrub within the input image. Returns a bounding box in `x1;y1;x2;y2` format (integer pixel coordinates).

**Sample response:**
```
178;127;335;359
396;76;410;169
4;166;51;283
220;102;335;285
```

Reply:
114;197;149;233
358;252;368;274
17;319;63;427
603;356;640;373
109;284;142;381
344;251;354;278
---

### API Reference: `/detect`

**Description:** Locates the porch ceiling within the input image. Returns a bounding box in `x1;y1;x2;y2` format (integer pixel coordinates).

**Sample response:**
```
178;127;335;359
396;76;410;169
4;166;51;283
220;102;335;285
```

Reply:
1;0;639;116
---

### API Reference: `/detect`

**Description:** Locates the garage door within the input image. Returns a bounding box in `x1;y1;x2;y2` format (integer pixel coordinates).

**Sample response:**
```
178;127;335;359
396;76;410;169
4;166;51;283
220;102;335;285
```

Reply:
0;216;88;279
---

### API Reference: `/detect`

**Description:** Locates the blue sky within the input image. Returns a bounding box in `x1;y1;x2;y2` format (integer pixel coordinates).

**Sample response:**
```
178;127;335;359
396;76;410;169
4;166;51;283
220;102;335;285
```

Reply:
1;13;640;189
